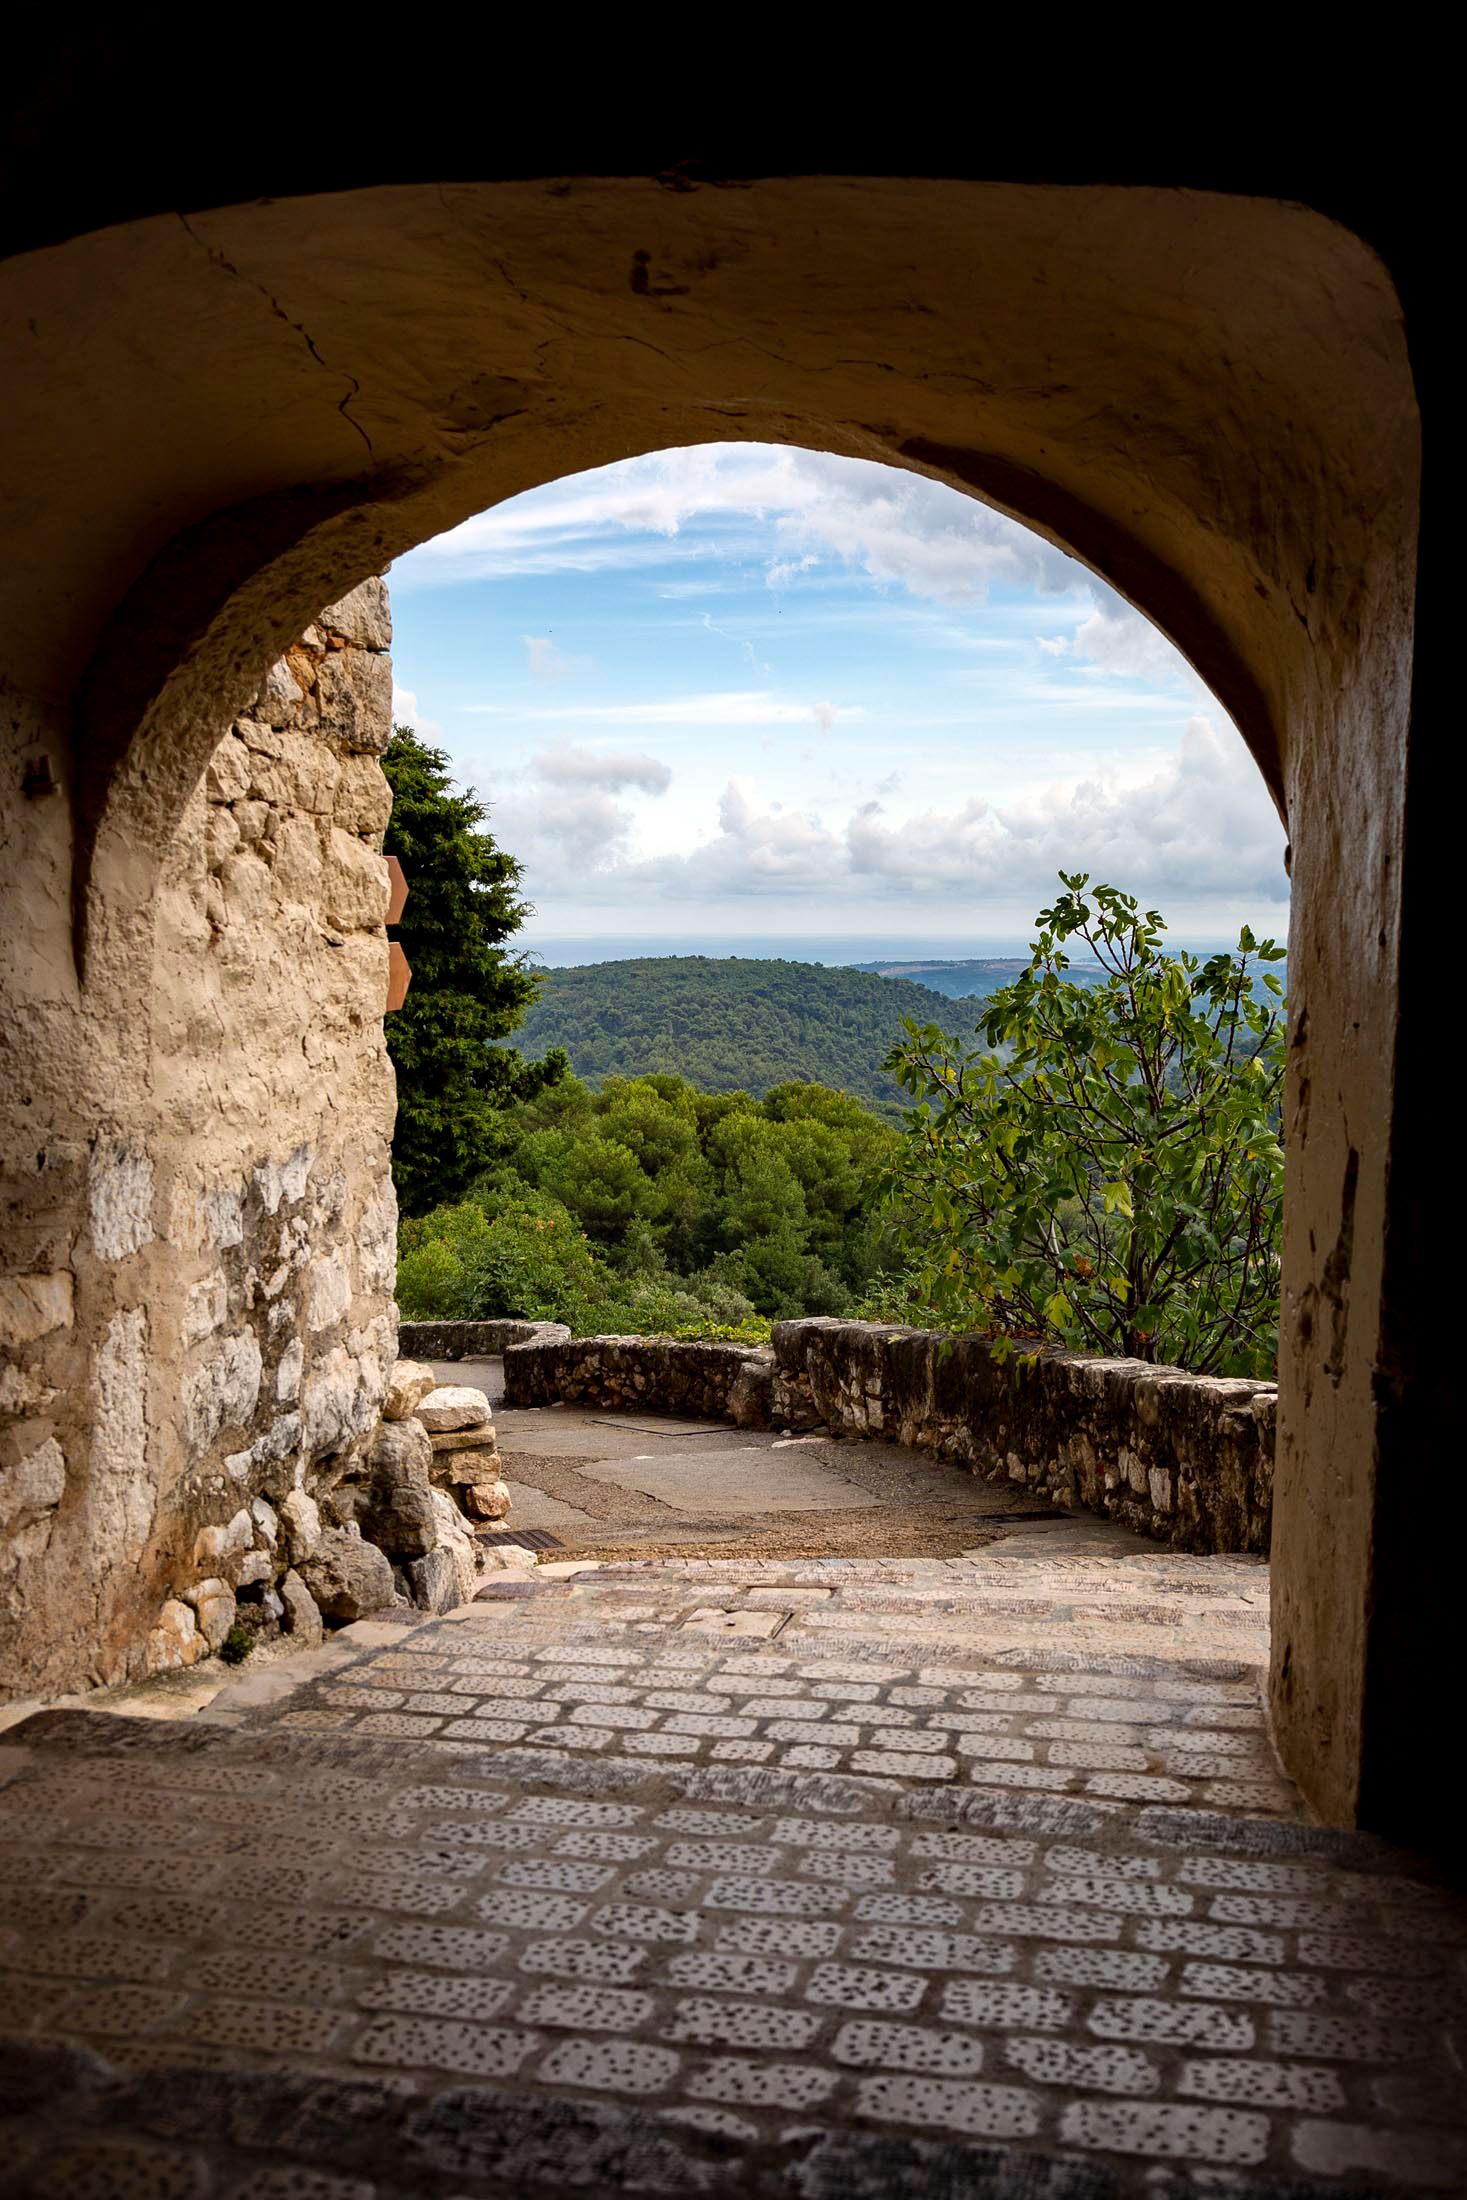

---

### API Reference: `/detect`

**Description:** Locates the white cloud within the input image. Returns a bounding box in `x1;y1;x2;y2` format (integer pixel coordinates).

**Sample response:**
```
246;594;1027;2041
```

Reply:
1068;602;1186;684
466;689;863;730
533;744;672;795
390;685;442;741
397;443;1079;604
519;715;1286;913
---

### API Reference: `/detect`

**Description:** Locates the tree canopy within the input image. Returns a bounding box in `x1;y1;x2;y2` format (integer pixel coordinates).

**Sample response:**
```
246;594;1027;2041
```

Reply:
515;955;984;1116
396;1072;900;1334
382;726;564;1216
884;877;1286;1376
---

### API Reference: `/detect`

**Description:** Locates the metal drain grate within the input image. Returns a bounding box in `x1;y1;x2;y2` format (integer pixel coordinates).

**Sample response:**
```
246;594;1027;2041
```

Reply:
479;1528;565;1550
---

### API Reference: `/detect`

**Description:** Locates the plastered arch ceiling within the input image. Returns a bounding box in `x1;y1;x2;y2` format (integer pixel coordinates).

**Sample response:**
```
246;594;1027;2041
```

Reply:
0;175;1416;858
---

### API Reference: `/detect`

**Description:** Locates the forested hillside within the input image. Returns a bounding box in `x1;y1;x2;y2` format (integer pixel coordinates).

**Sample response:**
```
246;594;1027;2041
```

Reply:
397;1073;900;1333
516;957;980;1114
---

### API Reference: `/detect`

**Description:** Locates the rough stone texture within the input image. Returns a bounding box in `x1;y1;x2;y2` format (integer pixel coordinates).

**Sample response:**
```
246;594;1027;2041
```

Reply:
278;1566;323;1645
298;1529;397;1622
418;1386;494;1433
506;1340;771;1429
383;1359;437;1420
400;1320;570;1360
503;1325;1275;1554
0;1528;1461;2194
0;593;399;1696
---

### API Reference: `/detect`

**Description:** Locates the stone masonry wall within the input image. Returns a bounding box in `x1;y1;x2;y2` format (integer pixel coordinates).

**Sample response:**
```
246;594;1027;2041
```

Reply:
397;1319;570;1360
0;581;401;1694
503;1319;1276;1554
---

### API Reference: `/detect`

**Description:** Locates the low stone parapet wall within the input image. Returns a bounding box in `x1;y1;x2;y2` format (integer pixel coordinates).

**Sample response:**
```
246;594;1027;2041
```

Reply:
398;1319;570;1360
502;1318;1276;1554
503;1335;769;1423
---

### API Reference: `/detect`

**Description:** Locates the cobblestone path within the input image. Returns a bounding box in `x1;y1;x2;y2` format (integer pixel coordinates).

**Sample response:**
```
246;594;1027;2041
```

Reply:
2;1538;1464;2194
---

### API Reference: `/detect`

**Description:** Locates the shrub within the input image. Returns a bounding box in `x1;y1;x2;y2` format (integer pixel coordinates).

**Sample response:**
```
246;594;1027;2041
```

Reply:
885;876;1285;1377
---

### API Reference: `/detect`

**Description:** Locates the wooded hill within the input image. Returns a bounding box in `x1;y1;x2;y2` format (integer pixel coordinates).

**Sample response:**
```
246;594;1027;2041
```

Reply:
516;956;983;1114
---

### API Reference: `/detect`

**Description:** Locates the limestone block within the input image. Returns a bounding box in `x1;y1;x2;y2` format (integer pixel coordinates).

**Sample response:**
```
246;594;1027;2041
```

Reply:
183;1576;237;1650
276;1339;303;1402
305;1249;352;1332
255;657;305;727
269;814;323;904
93;1309;154;1564
233;799;269;845
335;755;394;835
428;1425;499;1457
323;827;389;932
427;1486;482;1605
180;1330;263;1458
299;1529;396;1622
89;1140;154;1261
219;849;272;924
367;1415;432;1482
252;1496;280;1547
383;1361;436;1420
0;1272;73;1346
300;1345;380;1454
404;1545;460;1613
319;577;391;650
418;1385;492;1433
355;1176;398;1297
280;1487;322;1563
316;647;393;753
205;807;241;869
234;1549;271;1585
193;1508;253;1570
279;1567;323;1645
435;1445;500;1487
463;1480;511;1521
182;1271;227;1347
254;1146;312;1215
0;1363;58;1415
146;1598;206;1673
0;1436;66;1528
206;737;252;802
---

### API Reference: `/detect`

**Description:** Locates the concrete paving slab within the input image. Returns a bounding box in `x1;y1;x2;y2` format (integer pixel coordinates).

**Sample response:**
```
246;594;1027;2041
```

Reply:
569;1447;878;1513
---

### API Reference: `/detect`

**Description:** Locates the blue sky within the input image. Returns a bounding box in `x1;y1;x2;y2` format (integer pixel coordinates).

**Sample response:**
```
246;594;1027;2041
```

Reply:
388;445;1289;952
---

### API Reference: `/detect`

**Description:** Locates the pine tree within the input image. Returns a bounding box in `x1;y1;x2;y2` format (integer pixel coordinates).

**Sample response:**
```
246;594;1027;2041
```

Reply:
382;727;564;1216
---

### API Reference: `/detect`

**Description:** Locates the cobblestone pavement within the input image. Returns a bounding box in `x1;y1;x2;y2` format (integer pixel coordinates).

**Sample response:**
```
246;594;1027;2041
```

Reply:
2;1527;1464;2192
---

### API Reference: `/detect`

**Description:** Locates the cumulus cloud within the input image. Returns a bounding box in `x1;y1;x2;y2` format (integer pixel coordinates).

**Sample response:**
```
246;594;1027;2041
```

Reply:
398;443;1079;604
390;685;442;741
533;743;672;795
566;715;1286;911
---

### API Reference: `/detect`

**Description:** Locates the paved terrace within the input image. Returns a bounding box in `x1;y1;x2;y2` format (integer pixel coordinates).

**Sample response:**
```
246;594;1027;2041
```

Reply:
1;1394;1464;2197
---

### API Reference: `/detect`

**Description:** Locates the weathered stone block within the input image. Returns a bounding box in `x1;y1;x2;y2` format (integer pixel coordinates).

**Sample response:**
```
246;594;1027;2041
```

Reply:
316;648;393;753
404;1545;460;1613
320;577;392;651
323;827;389;932
383;1360;437;1421
299;1530;396;1622
278;1566;323;1645
183;1576;237;1650
418;1386;492;1433
0;1272;73;1346
463;1481;511;1522
280;1487;322;1563
0;1436;66;1528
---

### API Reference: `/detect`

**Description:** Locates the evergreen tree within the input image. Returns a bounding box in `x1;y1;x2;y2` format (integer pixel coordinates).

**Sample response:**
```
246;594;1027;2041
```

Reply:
382;727;564;1216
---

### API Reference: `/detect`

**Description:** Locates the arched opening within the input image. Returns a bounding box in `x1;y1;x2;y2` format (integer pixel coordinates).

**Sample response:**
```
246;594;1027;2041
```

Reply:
0;175;1424;1853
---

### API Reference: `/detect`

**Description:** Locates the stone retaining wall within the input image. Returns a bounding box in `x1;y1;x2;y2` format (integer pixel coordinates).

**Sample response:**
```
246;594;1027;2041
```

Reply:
503;1318;1276;1554
398;1319;570;1360
1;582;404;1694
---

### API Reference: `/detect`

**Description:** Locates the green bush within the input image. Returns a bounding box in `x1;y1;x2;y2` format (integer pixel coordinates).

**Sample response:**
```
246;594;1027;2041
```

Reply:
884;877;1285;1376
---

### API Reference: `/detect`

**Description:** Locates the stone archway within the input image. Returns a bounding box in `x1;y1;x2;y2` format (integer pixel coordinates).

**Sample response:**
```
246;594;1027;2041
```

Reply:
0;176;1425;1838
